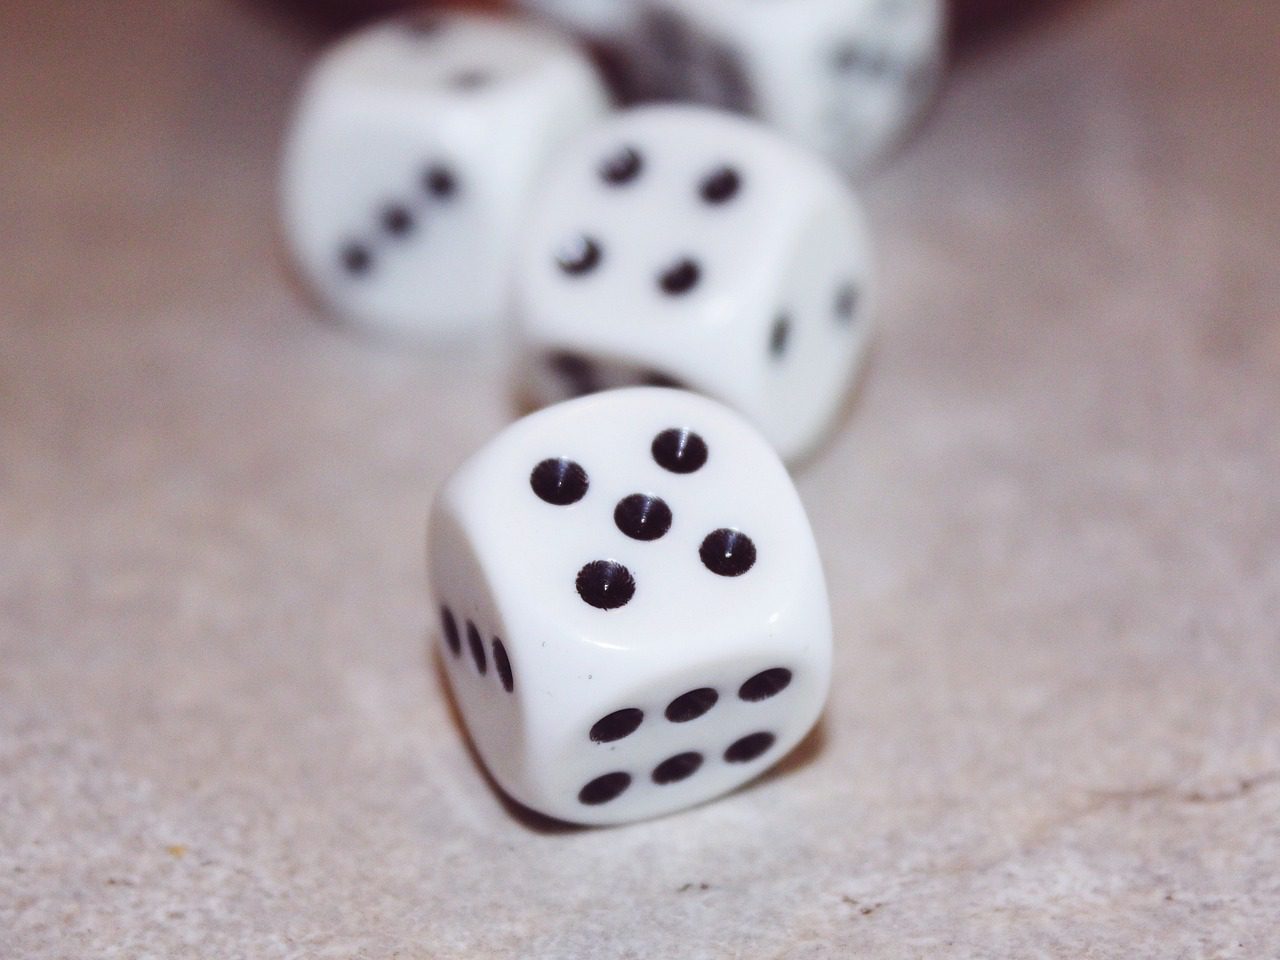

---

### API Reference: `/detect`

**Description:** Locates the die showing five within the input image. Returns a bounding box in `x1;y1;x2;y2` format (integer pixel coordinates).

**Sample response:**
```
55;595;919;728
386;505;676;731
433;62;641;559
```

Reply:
428;388;833;825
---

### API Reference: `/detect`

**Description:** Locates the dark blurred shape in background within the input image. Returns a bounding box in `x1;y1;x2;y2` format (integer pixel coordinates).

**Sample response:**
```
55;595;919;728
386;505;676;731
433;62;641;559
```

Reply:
260;0;1053;46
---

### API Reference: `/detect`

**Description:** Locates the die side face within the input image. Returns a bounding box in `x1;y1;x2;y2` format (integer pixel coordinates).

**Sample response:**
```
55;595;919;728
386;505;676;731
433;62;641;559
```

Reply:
758;202;875;460
281;15;608;337
652;0;945;171
515;107;870;460
823;0;947;167
430;507;528;794
429;389;832;824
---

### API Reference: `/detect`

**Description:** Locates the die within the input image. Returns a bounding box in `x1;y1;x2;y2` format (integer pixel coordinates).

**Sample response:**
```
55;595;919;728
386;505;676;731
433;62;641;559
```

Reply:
645;0;948;173
280;13;610;339
428;388;832;825
511;105;874;463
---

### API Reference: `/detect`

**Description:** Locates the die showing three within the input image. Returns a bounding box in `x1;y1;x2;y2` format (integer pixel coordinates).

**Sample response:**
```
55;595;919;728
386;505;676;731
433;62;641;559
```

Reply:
281;13;609;338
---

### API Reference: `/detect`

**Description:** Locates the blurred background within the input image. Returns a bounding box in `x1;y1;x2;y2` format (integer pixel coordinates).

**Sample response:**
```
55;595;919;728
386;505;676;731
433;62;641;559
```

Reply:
3;1;1278;957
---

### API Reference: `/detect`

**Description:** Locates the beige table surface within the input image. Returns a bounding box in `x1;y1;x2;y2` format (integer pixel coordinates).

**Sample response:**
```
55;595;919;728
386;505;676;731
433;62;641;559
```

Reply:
3;1;1279;956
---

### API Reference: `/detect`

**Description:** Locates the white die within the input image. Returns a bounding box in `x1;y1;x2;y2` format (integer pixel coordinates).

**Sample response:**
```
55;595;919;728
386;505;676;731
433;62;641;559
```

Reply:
647;0;948;172
428;388;832;826
280;13;609;339
512;105;874;463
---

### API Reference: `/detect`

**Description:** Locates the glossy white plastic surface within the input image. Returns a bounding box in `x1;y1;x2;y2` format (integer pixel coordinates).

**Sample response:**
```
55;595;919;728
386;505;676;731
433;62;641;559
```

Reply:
280;13;609;339
428;388;833;825
513;105;874;463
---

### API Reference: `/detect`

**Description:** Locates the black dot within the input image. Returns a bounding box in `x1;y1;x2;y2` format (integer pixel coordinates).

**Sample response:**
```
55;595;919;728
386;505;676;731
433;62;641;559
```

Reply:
423;165;458;201
651;429;708;474
665;687;718;723
738;668;792;702
556;236;603;276
614;494;672;542
576;560;636;610
700;166;742;205
451;69;489;90
658;258;701;296
492;638;514;693
548;352;599;397
465;621;486;674
340;242;372;276
724;731;776;764
700;529;757;577
530;458;589;506
652;752;703;785
835;283;859;323
578;772;632;805
380;204;414;237
770;314;791;358
590;708;644;743
440;606;461;656
600;146;643;186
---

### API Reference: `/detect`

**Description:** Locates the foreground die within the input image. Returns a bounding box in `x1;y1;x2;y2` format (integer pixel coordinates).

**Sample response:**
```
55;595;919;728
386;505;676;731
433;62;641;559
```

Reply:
429;388;832;825
280;13;609;339
647;0;947;172
513;106;874;463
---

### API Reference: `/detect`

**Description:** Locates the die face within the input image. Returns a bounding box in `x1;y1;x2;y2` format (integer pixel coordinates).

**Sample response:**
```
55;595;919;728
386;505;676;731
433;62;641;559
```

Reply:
430;508;528;797
280;14;608;338
822;0;948;168
539;647;829;825
428;388;832;824
651;0;946;172
758;202;875;460
514;106;873;461
321;14;594;99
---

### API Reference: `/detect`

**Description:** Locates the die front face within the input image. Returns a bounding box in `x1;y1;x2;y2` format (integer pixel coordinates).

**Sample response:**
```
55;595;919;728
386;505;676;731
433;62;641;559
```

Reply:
650;0;946;172
513;106;874;463
281;14;609;339
428;389;832;825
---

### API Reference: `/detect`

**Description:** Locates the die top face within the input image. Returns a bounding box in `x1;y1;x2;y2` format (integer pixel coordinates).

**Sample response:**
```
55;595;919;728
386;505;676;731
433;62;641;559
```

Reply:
318;14;589;102
516;106;858;390
438;388;826;672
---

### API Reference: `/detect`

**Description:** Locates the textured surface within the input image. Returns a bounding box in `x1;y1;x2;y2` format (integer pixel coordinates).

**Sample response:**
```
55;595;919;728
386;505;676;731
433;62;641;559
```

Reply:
2;1;1278;956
